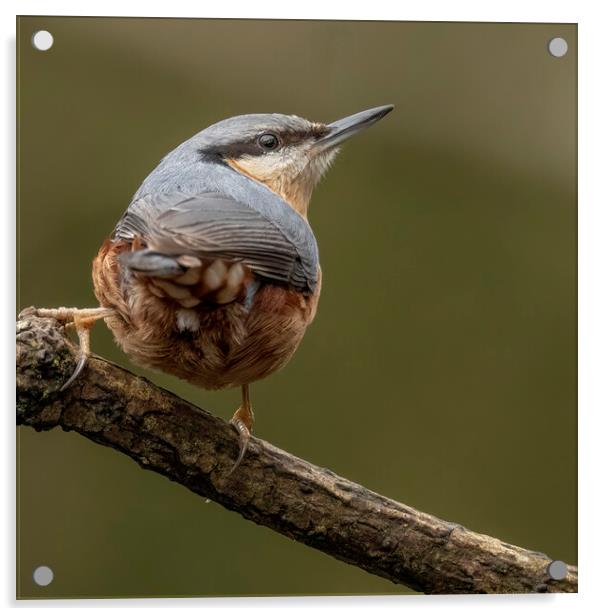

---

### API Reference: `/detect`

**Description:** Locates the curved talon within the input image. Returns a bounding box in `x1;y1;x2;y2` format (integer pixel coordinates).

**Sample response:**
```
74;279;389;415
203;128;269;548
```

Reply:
228;417;251;476
27;306;113;391
60;353;89;391
226;384;254;476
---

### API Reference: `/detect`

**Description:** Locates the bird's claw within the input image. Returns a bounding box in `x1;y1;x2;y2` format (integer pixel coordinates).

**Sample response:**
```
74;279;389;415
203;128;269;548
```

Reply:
24;306;113;391
227;416;251;476
226;387;254;476
60;352;89;391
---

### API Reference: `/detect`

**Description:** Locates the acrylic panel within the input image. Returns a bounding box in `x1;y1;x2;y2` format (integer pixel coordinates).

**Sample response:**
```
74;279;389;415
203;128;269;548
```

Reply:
16;17;577;598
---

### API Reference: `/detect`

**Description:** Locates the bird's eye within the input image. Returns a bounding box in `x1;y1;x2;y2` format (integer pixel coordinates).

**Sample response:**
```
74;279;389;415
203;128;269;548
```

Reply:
258;133;280;151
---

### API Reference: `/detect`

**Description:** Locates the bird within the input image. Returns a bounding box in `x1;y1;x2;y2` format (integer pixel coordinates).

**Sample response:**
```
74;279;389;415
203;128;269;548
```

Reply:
34;104;394;473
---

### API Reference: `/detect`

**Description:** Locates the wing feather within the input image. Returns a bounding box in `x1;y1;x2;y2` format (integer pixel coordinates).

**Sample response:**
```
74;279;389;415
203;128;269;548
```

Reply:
115;192;316;291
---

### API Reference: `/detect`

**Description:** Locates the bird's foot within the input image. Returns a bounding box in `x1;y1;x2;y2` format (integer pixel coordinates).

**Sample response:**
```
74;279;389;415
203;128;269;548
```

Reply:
227;385;254;475
23;306;114;390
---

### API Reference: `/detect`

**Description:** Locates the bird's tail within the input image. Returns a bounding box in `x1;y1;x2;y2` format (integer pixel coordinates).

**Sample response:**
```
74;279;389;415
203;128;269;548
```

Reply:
119;249;186;279
119;249;252;306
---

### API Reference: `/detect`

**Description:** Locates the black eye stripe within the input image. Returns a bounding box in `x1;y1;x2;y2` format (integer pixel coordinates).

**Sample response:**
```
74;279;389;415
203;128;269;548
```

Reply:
202;126;328;160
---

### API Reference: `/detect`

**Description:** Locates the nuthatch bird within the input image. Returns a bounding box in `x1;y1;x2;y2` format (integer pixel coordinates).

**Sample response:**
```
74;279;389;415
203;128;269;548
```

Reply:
36;104;394;473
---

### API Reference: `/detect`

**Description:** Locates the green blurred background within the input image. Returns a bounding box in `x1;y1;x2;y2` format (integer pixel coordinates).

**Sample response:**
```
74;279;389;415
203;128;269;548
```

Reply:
16;17;576;598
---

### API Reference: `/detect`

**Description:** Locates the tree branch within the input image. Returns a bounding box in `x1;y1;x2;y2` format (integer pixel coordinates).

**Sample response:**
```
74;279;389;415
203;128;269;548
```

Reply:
16;311;577;594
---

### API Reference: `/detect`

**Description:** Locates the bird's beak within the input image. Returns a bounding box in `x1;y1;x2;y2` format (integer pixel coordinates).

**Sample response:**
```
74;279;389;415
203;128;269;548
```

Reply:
313;104;394;152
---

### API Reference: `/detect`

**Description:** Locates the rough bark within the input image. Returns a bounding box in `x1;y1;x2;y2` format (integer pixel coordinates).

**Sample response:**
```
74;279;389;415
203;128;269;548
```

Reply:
16;312;577;594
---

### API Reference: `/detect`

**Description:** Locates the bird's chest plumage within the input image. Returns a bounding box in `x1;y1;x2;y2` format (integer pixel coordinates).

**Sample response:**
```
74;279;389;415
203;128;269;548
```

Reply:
92;240;321;390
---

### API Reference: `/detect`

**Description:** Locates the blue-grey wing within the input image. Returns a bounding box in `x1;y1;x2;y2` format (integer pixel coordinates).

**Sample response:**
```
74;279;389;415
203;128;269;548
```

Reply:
114;192;317;292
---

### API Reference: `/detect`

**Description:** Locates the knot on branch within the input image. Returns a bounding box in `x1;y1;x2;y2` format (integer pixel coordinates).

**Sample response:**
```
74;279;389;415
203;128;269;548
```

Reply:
16;311;77;426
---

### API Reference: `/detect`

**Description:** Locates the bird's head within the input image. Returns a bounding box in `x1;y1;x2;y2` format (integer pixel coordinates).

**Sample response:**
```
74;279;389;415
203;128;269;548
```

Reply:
196;105;394;217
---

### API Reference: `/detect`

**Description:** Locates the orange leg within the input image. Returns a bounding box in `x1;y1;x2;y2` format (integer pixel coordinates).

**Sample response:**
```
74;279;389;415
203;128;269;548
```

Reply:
33;307;114;390
228;383;254;474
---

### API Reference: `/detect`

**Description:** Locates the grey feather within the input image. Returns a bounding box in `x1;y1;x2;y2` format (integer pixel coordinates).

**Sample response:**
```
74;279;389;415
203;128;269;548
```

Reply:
118;191;312;290
115;116;320;292
119;250;185;278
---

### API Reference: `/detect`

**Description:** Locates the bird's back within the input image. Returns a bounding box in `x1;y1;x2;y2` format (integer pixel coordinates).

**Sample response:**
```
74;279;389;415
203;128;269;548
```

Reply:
118;152;320;292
